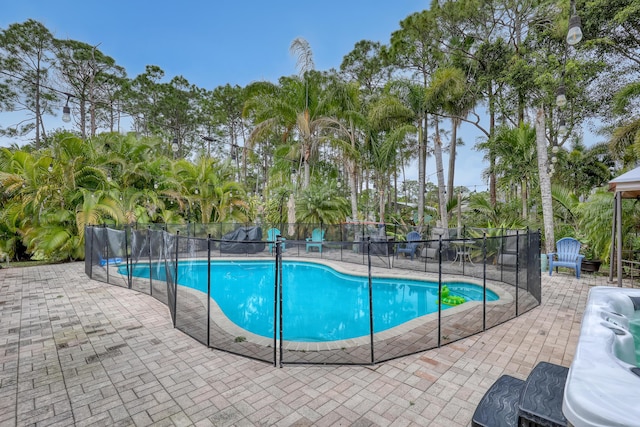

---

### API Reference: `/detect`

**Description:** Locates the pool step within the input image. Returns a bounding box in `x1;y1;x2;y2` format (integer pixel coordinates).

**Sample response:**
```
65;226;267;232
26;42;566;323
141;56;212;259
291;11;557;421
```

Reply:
472;362;569;427
471;375;524;427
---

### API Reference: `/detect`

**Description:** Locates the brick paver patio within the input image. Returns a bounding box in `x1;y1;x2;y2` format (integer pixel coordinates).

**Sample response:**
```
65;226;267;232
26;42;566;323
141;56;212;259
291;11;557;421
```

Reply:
0;262;617;426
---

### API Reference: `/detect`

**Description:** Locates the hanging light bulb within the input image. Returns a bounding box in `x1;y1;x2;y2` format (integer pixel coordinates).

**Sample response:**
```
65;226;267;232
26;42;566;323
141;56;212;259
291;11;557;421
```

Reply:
62;105;71;123
171;138;179;153
48;162;53;173
556;84;567;108
558;118;568;137
107;172;112;182
567;14;583;46
153;182;158;189
551;156;558;164
552;145;559;154
62;94;71;123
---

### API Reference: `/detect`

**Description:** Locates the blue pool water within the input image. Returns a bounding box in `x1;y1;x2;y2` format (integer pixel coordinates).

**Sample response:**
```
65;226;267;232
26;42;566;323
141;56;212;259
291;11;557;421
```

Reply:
127;260;498;342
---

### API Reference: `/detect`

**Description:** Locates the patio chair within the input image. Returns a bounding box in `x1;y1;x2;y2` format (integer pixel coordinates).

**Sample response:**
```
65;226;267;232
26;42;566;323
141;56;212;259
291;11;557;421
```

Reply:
497;231;519;268
548;237;584;278
267;228;285;254
396;231;421;260
98;256;123;266
306;228;325;253
421;227;449;260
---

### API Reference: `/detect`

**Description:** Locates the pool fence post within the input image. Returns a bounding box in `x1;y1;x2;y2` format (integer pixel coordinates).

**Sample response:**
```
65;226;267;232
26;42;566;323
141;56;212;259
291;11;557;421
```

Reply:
361;224;366;264
207;234;211;348
499;228;505;283
148;226;153;296
320;222;324;260
515;229;520;316
277;236;284;367
104;224;110;283
437;235;443;348
89;226;94;279
273;237;279;367
125;225;131;289
482;232;487;331
173;231;179;328
367;237;375;364
462;226;466;275
340;223;344;262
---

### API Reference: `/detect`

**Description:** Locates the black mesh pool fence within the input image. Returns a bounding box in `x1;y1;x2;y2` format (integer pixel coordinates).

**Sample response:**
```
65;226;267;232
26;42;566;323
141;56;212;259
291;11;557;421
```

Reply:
85;224;541;366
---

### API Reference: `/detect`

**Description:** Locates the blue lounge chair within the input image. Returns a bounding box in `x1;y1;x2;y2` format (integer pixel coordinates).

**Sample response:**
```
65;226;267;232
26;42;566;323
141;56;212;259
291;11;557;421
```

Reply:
267;228;286;254
306;228;325;253
548;237;584;278
396;231;421;260
99;256;122;266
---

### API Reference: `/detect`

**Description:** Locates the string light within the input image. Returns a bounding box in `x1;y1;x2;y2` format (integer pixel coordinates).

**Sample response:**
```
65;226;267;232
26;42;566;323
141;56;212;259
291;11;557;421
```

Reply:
558;117;568;137
567;0;583;46
556;83;567;108
62;94;72;123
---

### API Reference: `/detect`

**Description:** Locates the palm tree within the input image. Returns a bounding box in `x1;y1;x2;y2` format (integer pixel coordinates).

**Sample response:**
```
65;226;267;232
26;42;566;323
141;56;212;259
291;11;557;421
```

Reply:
0;134;124;261
555;141;612;200
372;81;423;222
366;98;415;221
438;67;475;202
244;39;340;191
243;72;335;190
425;67;468;228
173;156;248;224
489;124;538;220
321;78;368;220
296;182;350;225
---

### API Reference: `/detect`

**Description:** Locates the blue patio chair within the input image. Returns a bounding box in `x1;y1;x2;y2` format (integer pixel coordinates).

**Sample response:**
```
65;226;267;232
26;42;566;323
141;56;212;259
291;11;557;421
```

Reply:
99;256;123;266
548;237;584;278
306;228;325;253
396;231;421;260
267;228;285;254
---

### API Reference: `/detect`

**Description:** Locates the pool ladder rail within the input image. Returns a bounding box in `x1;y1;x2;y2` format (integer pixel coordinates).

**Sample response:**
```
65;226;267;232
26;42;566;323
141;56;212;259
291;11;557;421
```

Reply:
471;361;568;427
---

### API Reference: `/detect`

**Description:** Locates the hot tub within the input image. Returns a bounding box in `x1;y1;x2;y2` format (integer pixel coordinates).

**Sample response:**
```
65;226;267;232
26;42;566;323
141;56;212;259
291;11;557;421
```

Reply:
563;287;640;426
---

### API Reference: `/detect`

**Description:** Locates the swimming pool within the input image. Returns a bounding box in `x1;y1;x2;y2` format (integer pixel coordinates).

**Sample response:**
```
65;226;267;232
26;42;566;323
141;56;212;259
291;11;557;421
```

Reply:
128;260;498;342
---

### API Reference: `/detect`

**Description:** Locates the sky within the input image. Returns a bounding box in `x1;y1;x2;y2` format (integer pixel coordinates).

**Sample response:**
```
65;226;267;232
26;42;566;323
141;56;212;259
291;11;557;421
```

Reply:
0;0;495;190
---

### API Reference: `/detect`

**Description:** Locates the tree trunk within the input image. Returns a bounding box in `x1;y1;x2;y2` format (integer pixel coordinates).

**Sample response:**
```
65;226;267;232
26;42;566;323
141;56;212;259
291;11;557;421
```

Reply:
536;108;554;253
348;120;359;220
378;178;386;222
522;180;528;220
393;168;398;214
488;83;497;206
302;156;311;190
348;160;358;220
434;119;448;229
417;116;427;226
35;75;41;149
447;117;458;203
80;99;87;140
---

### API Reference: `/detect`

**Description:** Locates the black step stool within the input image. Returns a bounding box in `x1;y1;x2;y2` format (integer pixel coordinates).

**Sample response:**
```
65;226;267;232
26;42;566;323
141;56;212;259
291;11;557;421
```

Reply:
472;375;525;427
472;362;569;427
